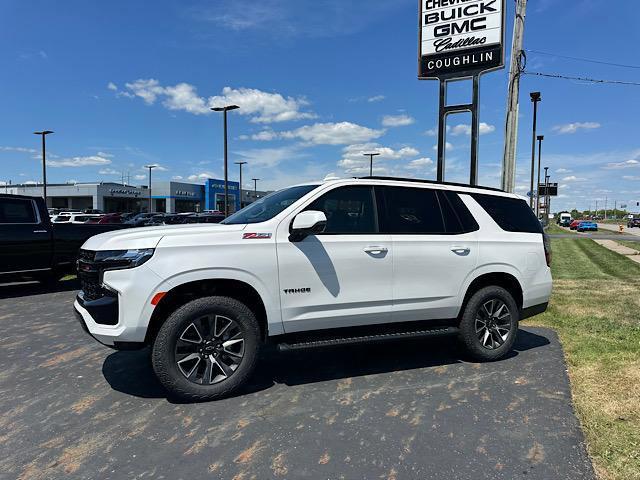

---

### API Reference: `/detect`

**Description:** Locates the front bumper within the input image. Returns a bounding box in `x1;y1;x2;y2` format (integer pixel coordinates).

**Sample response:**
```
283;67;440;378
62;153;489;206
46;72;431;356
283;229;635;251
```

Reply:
74;296;144;350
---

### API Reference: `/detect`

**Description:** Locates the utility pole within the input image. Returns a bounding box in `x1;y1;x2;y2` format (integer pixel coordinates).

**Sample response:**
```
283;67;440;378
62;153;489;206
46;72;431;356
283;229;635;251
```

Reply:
501;0;528;193
144;165;157;213
528;92;541;209
33;130;54;206
211;105;240;217
604;197;608;220
363;153;380;177
595;200;598;219
252;178;260;202
235;161;247;209
535;135;544;218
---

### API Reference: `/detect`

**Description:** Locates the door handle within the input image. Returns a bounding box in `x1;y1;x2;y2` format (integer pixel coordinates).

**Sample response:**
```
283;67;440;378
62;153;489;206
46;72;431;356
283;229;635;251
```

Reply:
364;246;388;255
451;246;471;255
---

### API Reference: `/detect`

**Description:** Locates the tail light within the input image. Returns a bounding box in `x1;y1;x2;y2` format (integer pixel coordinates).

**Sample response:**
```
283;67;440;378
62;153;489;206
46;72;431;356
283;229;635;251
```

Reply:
543;233;552;267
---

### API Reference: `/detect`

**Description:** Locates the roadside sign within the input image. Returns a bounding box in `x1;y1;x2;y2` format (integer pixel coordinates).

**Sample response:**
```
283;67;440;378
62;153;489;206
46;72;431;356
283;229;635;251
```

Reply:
538;183;558;197
419;0;506;80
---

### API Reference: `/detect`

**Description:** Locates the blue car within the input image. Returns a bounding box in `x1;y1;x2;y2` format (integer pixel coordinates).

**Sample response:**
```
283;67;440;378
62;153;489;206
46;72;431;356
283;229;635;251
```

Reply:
577;221;598;232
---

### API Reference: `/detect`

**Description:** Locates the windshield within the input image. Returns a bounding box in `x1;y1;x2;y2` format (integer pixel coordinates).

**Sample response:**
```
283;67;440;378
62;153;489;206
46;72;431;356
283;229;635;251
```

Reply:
222;184;319;225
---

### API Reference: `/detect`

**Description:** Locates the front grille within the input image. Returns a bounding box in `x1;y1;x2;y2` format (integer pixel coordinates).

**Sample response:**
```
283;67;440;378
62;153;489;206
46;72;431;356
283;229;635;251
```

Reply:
77;250;105;301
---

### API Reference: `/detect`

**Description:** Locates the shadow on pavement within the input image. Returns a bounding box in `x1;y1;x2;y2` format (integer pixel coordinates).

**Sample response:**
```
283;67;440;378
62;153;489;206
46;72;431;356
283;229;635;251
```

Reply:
102;328;550;403
0;278;79;300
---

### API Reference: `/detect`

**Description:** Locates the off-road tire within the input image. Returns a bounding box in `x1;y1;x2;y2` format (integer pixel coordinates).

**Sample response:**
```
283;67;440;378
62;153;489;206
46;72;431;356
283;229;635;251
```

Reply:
458;286;519;361
152;296;261;401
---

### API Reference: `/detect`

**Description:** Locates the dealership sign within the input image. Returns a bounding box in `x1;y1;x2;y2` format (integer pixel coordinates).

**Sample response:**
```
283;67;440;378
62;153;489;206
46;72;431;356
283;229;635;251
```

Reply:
419;0;506;79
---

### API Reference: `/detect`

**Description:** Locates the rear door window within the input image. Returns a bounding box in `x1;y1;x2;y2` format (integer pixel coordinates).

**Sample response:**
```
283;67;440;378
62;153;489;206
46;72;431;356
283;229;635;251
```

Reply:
0;198;37;224
472;194;542;233
378;186;445;234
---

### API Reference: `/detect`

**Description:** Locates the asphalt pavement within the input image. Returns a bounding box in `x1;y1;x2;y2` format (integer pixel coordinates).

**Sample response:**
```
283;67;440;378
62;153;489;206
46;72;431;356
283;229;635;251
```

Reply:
0;281;595;480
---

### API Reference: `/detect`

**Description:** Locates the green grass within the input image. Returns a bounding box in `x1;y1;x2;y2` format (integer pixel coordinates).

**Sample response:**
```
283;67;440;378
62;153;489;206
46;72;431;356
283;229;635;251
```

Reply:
546;224;572;235
616;241;640;253
525;239;640;479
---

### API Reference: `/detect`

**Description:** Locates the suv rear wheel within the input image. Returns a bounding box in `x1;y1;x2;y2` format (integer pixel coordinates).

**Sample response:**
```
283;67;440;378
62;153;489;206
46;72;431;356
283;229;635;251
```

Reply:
458;286;519;361
152;296;261;401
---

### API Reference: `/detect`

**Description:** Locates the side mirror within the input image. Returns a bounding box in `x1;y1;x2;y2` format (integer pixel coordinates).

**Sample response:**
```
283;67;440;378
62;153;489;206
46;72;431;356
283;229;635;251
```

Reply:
289;210;327;242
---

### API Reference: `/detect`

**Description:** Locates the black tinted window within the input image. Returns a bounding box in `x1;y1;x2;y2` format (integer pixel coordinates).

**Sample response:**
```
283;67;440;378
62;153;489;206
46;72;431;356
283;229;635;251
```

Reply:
379;186;445;234
307;186;376;234
439;190;479;233
472;194;542;233
0;199;37;224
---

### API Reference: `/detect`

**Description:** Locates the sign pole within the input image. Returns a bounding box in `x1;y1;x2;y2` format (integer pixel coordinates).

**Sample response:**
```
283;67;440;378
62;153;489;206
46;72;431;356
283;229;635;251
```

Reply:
436;80;447;182
470;74;480;186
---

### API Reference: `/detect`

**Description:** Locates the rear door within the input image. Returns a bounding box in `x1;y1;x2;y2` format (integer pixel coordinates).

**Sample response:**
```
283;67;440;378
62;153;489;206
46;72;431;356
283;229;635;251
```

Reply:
276;185;393;332
0;197;52;272
377;186;479;322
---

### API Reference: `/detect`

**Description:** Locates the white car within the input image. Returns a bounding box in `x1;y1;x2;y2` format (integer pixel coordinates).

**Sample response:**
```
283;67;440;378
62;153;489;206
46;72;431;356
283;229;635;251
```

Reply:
52;213;102;224
75;178;552;400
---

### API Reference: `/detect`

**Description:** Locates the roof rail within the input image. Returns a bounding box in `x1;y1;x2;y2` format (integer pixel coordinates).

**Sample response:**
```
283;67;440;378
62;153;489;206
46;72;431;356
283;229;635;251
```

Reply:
356;176;505;193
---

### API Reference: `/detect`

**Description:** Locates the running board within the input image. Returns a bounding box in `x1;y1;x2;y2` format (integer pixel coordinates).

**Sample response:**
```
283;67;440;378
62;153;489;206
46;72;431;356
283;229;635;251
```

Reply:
277;326;459;352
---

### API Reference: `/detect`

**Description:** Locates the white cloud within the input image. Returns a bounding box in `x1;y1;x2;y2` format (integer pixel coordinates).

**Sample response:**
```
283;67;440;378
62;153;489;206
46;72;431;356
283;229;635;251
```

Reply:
338;143;420;174
280;122;384;145
107;82;118;91
382;114;415;127
122;80;315;123
407;157;433;169
187;172;216;182
172;175;184;181
141;164;168;172
623;176;640;181
562;175;586;182
553;122;601;135
603;159;639;170
556;168;571;173
449;122;496;136
134;174;146;181
432;142;454;152
99;168;120;175
424;128;438;137
368;95;385;103
96;151;114;158
0;146;37;154
48;155;112;168
248;130;279;141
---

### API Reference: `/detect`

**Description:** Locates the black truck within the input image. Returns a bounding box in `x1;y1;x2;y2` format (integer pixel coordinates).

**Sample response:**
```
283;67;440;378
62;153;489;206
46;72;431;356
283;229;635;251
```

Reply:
0;194;126;284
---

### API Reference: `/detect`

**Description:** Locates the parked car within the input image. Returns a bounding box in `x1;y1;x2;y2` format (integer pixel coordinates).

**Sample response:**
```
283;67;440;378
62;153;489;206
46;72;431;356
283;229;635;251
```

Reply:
577;221;598;232
569;219;582;230
144;214;168;226
0;194;125;284
85;213;124;225
75;177;553;401
52;213;102;224
123;212;156;227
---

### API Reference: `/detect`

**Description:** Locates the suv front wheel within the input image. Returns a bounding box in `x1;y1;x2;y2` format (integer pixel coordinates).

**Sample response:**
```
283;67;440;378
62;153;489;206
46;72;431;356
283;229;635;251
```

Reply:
458;286;519;361
152;296;261;401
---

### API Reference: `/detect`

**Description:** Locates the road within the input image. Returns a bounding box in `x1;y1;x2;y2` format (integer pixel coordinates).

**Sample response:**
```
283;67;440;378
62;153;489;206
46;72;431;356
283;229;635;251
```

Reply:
0;281;595;480
597;222;640;236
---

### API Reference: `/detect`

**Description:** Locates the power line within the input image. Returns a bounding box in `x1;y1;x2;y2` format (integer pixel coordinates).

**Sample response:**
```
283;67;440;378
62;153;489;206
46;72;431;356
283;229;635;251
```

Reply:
523;71;640;87
526;49;640;70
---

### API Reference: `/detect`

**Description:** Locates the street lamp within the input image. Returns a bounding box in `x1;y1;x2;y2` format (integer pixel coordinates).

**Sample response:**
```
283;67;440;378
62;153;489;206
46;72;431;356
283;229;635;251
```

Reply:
144;164;157;213
33;130;54;206
235;161;247;209
536;135;544;218
544;166;550;226
363;152;381;177
211;104;240;217
529;92;542;209
252;178;260;201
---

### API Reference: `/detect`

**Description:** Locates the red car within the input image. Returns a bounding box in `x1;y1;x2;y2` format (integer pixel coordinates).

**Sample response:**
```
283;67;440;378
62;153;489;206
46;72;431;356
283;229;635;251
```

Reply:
569;220;582;230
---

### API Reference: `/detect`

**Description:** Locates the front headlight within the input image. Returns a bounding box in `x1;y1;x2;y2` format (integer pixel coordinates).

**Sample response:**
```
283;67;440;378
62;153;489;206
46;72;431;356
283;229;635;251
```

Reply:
94;249;155;269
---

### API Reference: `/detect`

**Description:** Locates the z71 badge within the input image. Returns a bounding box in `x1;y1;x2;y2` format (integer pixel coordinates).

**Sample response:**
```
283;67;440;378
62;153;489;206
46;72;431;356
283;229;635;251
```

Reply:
242;233;272;240
283;288;311;294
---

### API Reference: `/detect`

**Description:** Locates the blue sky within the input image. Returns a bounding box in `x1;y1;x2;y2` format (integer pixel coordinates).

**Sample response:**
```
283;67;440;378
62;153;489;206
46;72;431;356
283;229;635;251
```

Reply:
1;0;639;212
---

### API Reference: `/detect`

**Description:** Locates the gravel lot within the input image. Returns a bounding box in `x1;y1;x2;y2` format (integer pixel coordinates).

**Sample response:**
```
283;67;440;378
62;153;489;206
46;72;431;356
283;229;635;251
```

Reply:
0;281;594;479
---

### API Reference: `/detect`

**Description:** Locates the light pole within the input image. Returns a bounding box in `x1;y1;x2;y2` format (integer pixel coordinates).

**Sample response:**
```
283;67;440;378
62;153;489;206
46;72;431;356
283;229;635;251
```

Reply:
211;105;240;217
33;130;54;206
235;161;247;209
536;135;544;218
363;153;381;177
252;178;260;202
529;92;542;209
144;164;157;213
544;167;550;226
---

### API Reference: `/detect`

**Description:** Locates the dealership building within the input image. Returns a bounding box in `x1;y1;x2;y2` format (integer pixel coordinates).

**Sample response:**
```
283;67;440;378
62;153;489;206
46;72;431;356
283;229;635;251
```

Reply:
6;179;269;214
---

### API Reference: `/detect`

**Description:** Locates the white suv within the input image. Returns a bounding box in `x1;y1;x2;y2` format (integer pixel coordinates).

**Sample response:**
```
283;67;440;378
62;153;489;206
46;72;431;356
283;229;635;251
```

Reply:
74;178;552;400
